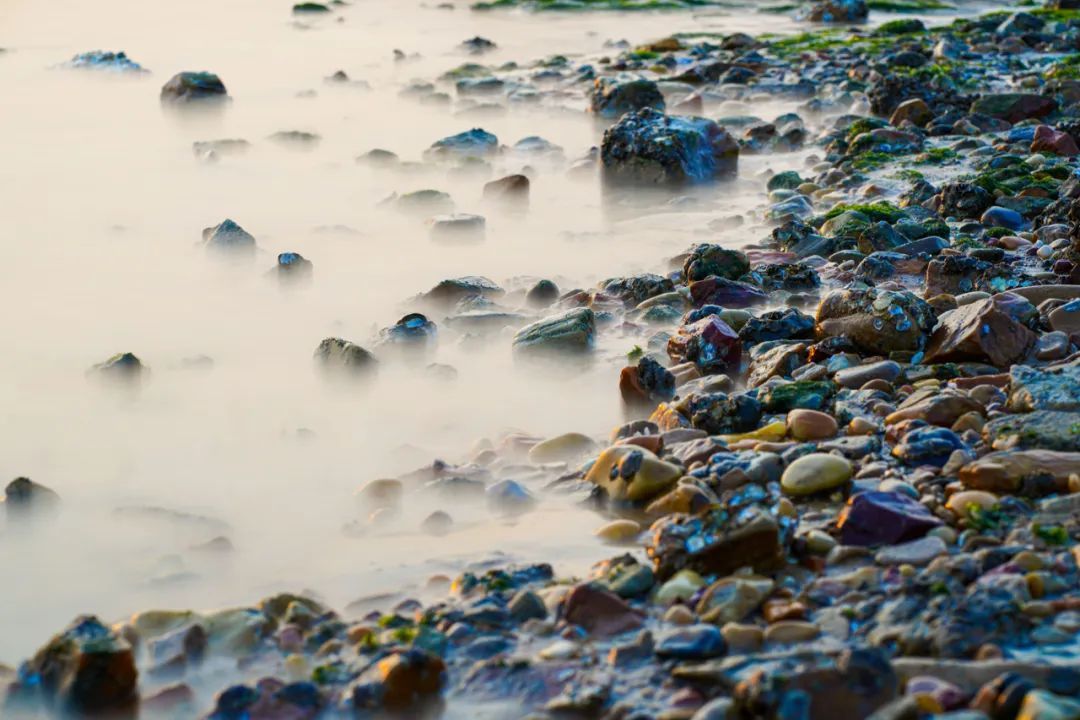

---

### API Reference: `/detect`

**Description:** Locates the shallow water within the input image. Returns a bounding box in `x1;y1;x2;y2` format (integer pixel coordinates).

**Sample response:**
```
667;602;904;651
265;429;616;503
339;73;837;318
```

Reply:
0;0;993;668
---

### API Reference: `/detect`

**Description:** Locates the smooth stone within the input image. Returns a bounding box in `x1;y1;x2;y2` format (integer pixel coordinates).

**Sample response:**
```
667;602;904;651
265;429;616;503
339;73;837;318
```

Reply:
595;520;643;545
528;433;598;464
786;409;838;441
585;446;682;502
945;490;998;520
655;624;726;660
835;360;902;389
764;621;819;644
781;453;853;496
654;570;706;606
720;623;764;652
874;536;947;566
355;479;404;510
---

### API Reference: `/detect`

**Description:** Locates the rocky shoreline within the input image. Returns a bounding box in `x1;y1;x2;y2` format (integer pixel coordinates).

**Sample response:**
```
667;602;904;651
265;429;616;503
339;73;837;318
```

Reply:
5;1;1080;718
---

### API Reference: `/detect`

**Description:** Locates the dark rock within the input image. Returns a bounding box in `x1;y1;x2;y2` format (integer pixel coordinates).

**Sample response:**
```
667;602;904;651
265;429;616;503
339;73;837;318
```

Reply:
601;108;739;186
562;584;644;637
313;338;376;375
684;244;750;282
689;276;769;308
3;477;60;519
202;219;256;256
667;316;741;374
160;71;228;105
970;93;1056;124
836;491;943;546
924;295;1037;367
589;77;665;119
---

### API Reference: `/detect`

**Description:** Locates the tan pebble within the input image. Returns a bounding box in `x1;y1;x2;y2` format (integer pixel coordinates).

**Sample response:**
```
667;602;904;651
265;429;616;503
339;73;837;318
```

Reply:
781;454;852;496
663;605;696;625
764;621;819;644
721;622;764;652
913;379;940;389
655;570;706;605
803;529;837;555
1027;571;1046;599
927;526;957;545
1012;551;1044;572
775;497;797;518
284;654;309;681
1021;602;1054;618
860;378;893;394
848;417;877;435
951;411;985;433
594;519;642;545
945;490;997;520
786;409;838;441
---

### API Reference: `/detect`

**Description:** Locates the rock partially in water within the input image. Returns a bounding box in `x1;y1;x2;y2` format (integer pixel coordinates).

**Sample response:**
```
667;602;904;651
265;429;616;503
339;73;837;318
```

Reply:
589;77;665;119
428;213;486;243
313;338;377;376
202;219;256;256
63;50;146;72
683;244;750;283
512;308;595;357
620;356;676;409
274;252;313;283
267;130;321;150
561;583;644;637
601;108;739;186
377;313;437;355
88;352;146;384
2;477;60;520
486;479;537;515
391;189;455;217
421;276;504;308
483;174;529;211
160;71;228;105
424;128;498;161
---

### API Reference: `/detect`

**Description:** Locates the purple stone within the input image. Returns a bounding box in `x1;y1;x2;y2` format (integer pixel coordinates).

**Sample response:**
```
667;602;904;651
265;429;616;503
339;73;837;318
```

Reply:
837;491;943;547
688;276;768;309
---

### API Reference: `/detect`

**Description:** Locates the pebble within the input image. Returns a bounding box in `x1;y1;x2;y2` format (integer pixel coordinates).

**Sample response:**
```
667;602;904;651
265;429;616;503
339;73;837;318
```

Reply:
595;519;643;545
786;409;838;440
763;621;819;644
874;535;947;566
780;453;853;496
945;490;998;520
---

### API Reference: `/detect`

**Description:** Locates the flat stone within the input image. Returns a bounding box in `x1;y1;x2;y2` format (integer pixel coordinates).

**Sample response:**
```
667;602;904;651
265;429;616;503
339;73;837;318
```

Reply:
1008;364;1080;412
874;536;947;566
837;491;942;546
959;450;1079;494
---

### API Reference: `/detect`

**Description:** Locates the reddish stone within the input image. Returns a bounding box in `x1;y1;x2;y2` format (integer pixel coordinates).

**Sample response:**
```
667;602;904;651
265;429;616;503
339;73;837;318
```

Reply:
1031;125;1079;156
667;316;742;373
562;584;645;637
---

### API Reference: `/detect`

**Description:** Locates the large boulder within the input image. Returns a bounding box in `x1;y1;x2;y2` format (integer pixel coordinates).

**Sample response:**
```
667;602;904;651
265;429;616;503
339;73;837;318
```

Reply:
601;108;738;186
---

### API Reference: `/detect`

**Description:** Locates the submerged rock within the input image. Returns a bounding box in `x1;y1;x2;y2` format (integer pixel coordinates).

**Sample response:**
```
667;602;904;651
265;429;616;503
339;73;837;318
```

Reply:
377;314;437;355
202;219;256;256
428;213;486;243
3;477;60;519
313;338;376;376
601;108;739;186
483;174;529;210
63;50;145;72
160;71;228;105
89;352;146;383
424;128;498;161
